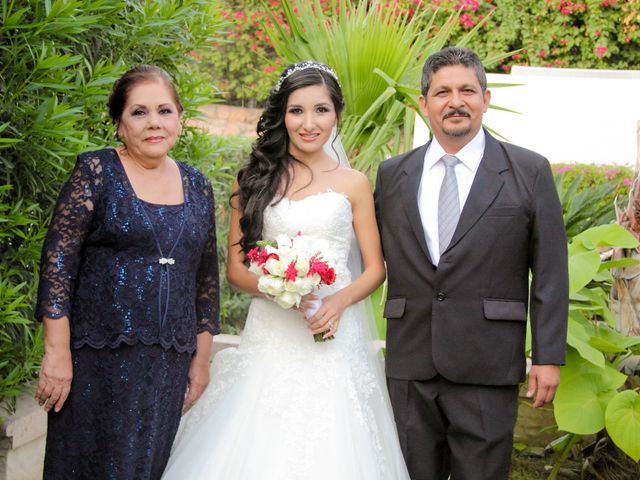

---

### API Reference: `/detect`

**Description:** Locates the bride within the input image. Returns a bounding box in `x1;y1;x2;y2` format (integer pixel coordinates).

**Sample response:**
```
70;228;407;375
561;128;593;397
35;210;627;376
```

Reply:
163;61;410;479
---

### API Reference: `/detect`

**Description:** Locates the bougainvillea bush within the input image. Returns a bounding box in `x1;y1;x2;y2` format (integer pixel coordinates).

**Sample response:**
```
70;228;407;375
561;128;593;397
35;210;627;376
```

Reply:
202;0;640;105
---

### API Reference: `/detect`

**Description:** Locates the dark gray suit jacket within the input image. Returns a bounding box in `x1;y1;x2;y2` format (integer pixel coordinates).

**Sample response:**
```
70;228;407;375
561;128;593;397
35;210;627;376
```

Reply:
374;131;568;386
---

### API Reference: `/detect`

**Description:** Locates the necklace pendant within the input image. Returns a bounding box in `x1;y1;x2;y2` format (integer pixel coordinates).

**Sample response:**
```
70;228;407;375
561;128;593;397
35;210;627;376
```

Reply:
159;257;175;265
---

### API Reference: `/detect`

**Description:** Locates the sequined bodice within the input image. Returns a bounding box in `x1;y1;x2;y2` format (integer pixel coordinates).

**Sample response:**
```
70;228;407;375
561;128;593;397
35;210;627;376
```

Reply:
36;149;220;353
263;190;354;289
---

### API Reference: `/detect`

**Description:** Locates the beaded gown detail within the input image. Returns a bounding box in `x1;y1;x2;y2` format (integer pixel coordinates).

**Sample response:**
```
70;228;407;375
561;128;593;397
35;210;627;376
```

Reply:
164;191;410;479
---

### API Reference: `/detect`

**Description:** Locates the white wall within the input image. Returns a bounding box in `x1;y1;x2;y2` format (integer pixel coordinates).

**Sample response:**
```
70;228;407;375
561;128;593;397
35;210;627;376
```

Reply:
413;66;640;166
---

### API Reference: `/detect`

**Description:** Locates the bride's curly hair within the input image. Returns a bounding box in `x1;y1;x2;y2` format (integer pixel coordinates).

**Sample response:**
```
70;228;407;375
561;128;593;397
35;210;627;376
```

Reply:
234;63;345;253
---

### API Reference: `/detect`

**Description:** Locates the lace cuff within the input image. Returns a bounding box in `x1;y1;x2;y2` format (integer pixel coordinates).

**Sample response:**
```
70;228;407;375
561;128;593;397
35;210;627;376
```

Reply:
195;179;220;335
36;153;102;320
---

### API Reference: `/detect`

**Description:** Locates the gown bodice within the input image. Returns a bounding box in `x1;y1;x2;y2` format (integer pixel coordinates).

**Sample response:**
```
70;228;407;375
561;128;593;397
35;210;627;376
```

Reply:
263;190;353;289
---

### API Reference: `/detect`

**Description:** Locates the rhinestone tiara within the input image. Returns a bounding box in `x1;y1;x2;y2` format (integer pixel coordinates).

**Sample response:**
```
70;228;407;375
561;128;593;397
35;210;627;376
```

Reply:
273;61;341;93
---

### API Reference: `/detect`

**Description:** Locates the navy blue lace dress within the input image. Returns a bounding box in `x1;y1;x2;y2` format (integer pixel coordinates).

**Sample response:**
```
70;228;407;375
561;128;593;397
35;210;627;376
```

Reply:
36;148;220;479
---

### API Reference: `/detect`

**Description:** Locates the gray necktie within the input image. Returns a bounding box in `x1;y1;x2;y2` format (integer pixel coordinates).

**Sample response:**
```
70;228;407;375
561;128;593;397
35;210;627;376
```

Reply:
438;154;460;255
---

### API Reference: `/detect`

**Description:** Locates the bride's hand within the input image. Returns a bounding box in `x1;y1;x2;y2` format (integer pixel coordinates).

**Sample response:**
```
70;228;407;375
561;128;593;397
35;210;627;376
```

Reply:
306;292;350;339
296;292;319;313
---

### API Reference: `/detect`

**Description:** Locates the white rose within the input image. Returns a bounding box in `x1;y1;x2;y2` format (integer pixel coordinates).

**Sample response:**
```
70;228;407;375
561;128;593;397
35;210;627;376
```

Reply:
278;249;295;266
248;262;263;276
258;276;284;296
295;257;310;276
309;273;321;286
275;234;292;249
265;258;285;277
284;280;298;293
294;277;314;296
275;291;300;309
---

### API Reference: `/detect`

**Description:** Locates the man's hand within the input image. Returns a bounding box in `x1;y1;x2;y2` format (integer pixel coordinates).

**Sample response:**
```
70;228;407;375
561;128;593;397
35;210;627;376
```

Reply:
526;364;560;408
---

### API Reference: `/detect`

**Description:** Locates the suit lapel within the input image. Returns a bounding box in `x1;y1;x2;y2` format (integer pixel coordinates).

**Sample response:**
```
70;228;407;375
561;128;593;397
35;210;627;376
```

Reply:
401;143;432;262
444;132;509;253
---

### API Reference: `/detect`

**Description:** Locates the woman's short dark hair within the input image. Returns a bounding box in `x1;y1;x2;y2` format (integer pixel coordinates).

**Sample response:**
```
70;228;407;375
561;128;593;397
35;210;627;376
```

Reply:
107;65;184;125
234;62;345;253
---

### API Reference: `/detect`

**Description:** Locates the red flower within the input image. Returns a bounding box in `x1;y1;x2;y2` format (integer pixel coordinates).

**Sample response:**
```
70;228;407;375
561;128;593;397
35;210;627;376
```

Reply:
321;267;336;285
308;257;336;285
264;65;276;74
285;261;298;282
247;246;260;263
248;246;279;265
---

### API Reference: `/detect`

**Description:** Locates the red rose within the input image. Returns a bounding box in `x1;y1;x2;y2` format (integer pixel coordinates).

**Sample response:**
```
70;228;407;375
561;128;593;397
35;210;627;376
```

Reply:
321;267;336;285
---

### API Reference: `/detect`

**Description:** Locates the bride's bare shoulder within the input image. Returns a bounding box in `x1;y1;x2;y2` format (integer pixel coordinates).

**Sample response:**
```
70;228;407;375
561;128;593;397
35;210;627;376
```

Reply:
332;167;371;201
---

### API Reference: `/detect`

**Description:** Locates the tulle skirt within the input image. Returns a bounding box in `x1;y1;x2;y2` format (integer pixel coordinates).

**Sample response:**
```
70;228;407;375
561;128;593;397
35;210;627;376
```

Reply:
163;298;410;480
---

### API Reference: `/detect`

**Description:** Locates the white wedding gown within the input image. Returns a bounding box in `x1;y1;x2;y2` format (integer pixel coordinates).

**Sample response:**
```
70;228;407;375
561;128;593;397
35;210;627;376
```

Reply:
163;191;410;479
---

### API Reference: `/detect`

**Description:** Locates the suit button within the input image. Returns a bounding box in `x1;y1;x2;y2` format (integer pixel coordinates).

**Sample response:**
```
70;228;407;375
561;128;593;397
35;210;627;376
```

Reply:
437;292;446;301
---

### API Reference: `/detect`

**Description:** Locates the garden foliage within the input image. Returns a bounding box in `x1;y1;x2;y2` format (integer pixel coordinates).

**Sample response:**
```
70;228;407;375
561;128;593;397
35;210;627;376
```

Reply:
549;223;640;474
202;0;640;105
0;0;236;411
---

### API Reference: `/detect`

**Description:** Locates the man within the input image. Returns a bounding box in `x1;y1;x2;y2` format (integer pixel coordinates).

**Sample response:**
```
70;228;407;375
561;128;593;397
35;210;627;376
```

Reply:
374;47;568;480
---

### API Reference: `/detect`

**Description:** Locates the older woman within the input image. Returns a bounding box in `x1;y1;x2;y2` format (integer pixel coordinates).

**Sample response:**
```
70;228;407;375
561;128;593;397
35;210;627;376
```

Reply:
35;65;219;479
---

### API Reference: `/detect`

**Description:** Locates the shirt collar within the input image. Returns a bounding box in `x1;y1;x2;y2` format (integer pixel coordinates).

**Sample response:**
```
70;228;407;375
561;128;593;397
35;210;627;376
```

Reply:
424;128;486;172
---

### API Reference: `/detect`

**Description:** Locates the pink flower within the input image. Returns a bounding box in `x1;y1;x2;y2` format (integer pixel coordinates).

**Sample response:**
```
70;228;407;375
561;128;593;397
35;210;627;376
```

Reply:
595;46;608;58
234;11;245;20
605;168;620;179
264;65;276;74
623;178;632;187
285;261;298;282
459;13;475;28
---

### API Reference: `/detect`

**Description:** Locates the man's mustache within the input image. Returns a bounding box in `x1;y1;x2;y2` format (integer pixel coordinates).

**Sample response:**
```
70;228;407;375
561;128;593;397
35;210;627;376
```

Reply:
443;109;470;119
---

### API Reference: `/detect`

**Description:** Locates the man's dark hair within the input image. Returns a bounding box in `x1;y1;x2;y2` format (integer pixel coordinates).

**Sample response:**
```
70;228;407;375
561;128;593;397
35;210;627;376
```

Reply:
421;47;487;96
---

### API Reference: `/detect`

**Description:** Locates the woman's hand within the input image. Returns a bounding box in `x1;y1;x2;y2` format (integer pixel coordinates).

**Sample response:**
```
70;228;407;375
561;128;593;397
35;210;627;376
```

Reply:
35;348;73;413
296;292;319;314
305;291;350;339
184;356;210;408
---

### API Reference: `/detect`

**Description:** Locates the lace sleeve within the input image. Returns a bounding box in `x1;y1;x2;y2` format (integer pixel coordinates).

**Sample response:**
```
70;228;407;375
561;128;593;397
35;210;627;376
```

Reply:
195;178;220;335
36;153;102;320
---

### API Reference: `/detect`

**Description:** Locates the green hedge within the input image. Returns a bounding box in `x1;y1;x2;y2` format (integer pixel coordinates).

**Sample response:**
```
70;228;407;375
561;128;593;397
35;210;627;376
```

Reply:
202;0;640;105
0;0;229;410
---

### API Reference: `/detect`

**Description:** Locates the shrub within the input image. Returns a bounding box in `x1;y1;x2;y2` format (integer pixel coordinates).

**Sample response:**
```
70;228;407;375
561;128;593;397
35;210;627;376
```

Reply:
183;134;254;334
552;163;633;240
194;0;283;107
200;0;640;106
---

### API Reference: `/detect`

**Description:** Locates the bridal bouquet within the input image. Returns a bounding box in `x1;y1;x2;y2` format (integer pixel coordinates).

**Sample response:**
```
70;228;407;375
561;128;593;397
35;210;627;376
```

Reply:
247;233;336;341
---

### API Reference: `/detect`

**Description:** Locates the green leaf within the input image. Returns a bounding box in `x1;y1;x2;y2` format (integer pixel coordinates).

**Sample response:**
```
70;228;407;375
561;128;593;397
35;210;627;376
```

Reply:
568;250;601;294
554;373;611;434
567;314;604;367
598;258;640;271
572;224;639;250
605;390;640;462
554;349;626;434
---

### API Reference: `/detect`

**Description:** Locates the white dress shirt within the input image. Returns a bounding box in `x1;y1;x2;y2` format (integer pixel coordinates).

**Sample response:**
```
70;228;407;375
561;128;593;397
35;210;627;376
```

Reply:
417;129;485;265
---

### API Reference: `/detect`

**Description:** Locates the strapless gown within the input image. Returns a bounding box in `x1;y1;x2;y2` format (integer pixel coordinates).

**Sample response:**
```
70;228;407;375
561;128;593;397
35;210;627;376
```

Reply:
163;191;410;479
